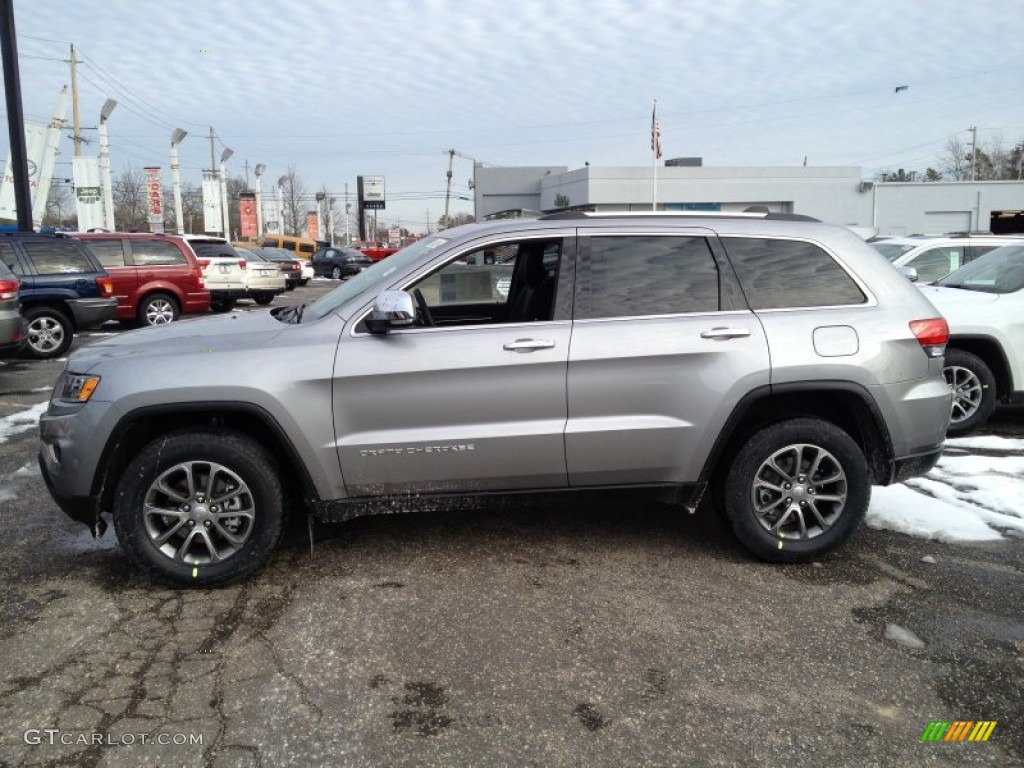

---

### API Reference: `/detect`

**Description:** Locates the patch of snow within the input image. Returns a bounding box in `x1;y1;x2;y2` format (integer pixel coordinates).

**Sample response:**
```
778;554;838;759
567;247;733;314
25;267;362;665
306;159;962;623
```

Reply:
0;401;48;444
944;435;1024;452
14;462;40;477
920;555;937;564
867;484;1004;543
884;623;925;650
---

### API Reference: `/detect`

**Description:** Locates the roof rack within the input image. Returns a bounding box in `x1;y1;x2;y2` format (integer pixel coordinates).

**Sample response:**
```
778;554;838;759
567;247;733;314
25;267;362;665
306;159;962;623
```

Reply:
538;211;820;223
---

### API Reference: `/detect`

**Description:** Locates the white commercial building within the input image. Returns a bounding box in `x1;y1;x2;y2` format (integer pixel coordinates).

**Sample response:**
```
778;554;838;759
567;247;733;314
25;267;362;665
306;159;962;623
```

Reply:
472;163;1024;236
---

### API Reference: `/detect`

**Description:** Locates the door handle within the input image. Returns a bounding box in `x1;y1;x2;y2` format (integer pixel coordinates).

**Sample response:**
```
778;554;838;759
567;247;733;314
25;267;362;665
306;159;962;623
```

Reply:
700;327;751;340
503;338;556;352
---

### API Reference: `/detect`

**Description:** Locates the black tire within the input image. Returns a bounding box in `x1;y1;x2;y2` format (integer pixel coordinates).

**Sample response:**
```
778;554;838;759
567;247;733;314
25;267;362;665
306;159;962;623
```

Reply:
112;431;285;587
137;292;179;326
722;418;869;563
22;305;73;359
210;298;237;313
944;349;997;436
330;265;342;280
253;293;275;306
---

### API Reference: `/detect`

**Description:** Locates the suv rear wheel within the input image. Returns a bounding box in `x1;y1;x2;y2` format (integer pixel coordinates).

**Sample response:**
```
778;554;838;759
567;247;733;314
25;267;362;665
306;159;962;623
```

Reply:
138;292;179;326
943;349;996;436
22;306;73;359
112;431;285;587
722;418;869;562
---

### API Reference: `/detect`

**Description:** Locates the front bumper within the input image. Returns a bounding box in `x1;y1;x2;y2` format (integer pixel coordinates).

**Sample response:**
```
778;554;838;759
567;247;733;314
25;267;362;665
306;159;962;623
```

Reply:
38;450;105;535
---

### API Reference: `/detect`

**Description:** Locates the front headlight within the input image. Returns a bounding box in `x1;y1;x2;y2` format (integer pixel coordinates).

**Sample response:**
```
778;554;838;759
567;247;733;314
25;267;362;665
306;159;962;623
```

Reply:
58;373;101;403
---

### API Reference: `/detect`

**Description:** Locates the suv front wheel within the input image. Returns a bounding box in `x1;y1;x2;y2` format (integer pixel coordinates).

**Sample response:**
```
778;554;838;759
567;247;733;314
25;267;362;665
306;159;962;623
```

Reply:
722;418;869;562
112;431;286;587
943;349;996;436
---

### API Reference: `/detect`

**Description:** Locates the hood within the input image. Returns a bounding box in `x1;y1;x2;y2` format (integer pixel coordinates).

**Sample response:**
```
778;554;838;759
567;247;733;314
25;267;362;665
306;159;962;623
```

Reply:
68;310;288;372
917;285;1001;309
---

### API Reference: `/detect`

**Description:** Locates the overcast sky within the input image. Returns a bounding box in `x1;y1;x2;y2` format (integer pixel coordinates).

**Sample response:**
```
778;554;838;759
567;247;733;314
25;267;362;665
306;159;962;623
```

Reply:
7;0;1024;232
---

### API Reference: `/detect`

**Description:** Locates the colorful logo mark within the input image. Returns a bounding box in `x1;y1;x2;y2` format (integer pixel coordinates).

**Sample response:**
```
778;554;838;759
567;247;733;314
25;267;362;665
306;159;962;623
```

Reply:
921;721;997;742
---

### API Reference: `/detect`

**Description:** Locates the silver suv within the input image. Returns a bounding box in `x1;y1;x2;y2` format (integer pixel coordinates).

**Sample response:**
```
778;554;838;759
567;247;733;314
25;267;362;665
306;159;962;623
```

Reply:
39;212;953;586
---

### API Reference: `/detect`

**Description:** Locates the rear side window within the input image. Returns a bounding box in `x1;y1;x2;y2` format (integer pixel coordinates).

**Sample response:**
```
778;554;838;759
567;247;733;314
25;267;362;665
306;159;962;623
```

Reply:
83;239;127;268
582;235;719;318
724;237;865;309
22;241;96;274
299;243;315;254
0;243;22;275
131;240;186;266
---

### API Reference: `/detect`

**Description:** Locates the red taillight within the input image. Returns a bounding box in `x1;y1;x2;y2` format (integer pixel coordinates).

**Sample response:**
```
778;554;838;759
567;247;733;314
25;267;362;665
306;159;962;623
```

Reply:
96;277;114;297
910;318;949;357
198;259;211;269
0;277;18;301
238;259;247;270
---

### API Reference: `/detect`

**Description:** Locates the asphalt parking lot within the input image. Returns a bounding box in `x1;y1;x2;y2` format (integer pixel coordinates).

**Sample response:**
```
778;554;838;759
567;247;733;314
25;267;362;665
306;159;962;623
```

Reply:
0;281;1021;767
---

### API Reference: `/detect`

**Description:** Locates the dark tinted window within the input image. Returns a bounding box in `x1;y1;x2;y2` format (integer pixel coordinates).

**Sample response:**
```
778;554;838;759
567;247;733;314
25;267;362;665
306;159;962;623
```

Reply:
131;240;186;266
191;242;240;259
585;235;719;318
0;243;22;275
724;237;865;309
22;241;95;274
82;239;127;268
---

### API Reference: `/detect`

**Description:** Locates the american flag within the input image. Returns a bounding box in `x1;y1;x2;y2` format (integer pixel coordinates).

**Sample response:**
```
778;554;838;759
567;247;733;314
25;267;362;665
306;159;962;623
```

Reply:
651;104;662;159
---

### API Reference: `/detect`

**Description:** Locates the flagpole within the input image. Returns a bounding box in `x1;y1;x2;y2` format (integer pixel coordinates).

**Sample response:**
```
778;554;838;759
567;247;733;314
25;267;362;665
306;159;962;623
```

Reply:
652;99;658;211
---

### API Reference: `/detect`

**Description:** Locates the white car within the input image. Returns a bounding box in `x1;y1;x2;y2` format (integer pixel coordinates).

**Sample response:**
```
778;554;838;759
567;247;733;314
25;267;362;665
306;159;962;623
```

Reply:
872;234;1023;284
918;244;1024;434
182;235;248;312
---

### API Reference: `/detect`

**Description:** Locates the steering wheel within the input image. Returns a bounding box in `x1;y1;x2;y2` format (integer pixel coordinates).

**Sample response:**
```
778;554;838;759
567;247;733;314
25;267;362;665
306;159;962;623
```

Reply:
412;289;435;327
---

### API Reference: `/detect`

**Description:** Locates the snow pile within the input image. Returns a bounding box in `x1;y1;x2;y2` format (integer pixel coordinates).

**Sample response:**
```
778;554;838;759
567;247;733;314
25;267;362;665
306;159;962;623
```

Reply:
0;401;48;444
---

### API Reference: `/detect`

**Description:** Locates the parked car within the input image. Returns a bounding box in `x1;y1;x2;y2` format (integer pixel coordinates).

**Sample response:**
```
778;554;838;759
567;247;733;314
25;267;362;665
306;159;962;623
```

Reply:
39;211;952;586
0;260;26;358
181;235;248;312
311;246;373;279
258;234;317;259
74;232;210;326
917;243;1024;435
0;232;116;359
234;248;285;305
239;247;302;290
871;233;1024;284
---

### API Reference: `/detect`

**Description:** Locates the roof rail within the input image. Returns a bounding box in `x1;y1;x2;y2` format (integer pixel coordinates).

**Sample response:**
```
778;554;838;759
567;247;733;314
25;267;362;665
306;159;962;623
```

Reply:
537;211;820;223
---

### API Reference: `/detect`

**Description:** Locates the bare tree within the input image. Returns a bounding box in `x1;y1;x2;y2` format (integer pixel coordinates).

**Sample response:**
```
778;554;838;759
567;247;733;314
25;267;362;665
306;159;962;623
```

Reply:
940;137;971;181
113;166;148;231
180;182;203;234
42;181;74;228
279;166;307;236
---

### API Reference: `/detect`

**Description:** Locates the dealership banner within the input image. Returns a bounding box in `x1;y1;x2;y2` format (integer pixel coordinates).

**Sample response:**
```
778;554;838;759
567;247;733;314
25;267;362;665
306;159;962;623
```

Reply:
262;197;281;235
144;167;164;232
0;121;50;222
201;172;222;234
239;192;257;240
306;212;319;241
72;156;104;231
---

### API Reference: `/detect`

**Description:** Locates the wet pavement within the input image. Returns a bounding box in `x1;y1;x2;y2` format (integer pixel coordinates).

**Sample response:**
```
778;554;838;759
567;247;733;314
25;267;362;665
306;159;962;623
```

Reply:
0;283;1021;766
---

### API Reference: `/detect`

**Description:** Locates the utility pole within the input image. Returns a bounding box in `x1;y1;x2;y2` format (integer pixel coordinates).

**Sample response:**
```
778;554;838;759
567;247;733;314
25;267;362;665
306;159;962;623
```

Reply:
969;125;977;181
209;126;216;176
70;44;82;156
443;148;454;229
344;182;351;244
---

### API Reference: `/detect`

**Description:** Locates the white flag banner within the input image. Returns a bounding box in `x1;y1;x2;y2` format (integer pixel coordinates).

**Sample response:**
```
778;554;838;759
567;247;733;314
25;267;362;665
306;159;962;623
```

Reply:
262;197;281;235
0;121;50;222
73;156;104;231
202;172;222;234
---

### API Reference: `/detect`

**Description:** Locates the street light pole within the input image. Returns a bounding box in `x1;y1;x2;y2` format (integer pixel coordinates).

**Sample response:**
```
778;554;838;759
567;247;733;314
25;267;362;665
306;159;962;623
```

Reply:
277;175;286;235
219;147;233;239
254;163;265;236
170;127;187;234
98;99;117;230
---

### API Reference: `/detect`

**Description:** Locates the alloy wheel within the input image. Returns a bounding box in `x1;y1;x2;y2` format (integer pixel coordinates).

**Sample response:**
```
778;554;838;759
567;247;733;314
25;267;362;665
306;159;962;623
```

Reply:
749;443;847;540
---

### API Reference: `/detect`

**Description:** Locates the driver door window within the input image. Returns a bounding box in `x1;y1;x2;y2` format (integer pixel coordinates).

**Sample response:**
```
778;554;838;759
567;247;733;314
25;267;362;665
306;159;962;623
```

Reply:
406;238;563;327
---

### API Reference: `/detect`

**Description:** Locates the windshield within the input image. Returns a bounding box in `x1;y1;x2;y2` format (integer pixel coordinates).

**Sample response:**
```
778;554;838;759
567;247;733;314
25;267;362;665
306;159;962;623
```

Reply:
871;242;916;261
934;244;1024;293
301;235;450;321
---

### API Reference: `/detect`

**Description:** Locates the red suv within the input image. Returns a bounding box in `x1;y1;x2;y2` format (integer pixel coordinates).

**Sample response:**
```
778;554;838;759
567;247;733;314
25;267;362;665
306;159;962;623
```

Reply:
75;233;210;325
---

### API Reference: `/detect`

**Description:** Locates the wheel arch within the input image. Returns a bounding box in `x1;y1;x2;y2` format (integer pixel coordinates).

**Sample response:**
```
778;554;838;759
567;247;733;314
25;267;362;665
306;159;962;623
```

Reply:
94;402;319;516
699;382;894;489
946;335;1013;398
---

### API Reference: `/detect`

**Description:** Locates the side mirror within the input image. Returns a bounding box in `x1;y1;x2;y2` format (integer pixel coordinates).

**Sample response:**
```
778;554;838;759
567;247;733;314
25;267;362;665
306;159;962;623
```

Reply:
899;265;918;282
366;290;415;334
